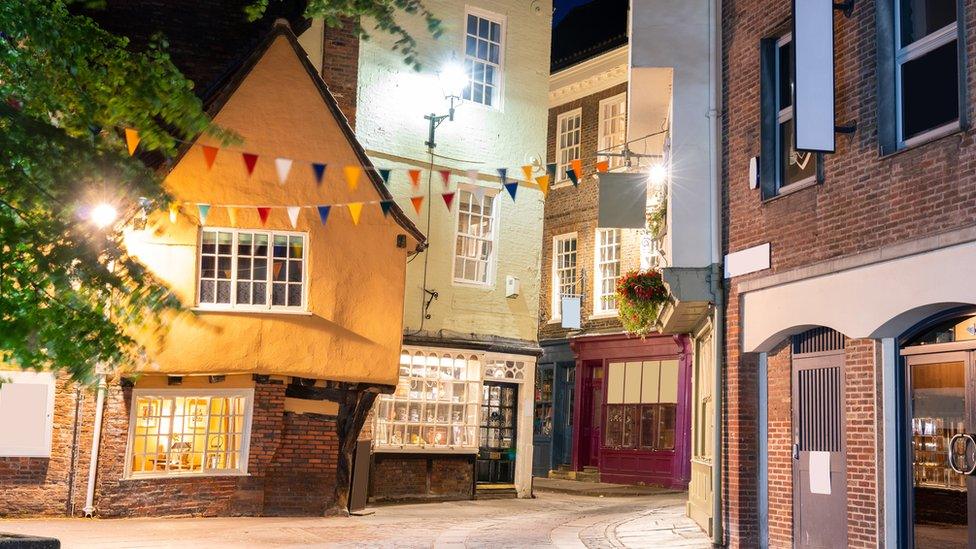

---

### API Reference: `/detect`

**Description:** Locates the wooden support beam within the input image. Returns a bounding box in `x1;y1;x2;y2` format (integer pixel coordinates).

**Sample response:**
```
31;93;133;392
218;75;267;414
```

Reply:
330;389;378;514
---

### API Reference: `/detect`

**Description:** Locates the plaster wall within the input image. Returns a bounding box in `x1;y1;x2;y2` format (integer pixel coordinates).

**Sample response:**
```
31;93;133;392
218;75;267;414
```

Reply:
126;35;413;386
353;0;551;343
630;0;713;269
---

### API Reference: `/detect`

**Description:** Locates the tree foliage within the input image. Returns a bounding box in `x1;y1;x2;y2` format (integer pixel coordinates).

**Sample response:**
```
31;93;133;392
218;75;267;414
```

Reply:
0;0;434;383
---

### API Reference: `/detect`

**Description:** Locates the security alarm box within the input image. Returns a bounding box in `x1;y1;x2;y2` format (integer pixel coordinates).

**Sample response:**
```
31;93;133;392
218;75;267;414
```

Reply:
505;275;520;298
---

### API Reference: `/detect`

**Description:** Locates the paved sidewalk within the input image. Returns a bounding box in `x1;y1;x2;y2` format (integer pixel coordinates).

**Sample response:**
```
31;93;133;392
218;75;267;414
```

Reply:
533;477;679;498
0;492;709;548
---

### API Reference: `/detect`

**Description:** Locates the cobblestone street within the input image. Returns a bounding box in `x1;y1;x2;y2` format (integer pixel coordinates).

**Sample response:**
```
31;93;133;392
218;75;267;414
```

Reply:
0;491;709;548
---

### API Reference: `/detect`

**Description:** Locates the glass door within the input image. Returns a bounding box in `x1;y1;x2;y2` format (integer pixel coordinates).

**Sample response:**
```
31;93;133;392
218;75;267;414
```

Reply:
907;351;974;549
477;381;518;484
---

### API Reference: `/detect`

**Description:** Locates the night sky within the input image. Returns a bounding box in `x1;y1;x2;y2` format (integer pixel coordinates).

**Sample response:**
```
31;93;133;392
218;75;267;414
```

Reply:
553;0;594;23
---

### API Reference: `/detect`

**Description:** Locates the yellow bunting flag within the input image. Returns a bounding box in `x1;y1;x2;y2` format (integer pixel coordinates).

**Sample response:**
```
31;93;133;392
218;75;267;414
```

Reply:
226;206;238;227
169;203;179;224
347;202;363;225
124;128;140;156
410;196;424;215
344;166;362;191
535;175;550;197
596;160;609;173
571;158;582;178
521;165;533;182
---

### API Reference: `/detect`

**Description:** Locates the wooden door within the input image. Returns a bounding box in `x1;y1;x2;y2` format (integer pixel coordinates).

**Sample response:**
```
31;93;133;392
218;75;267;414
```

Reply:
553;362;575;468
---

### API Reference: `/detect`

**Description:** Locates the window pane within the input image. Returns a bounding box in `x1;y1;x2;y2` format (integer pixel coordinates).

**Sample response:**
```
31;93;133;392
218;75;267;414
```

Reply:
777;41;792;111
901;40;959;140
272;283;286;306
640;405;658;449
657;404;677;450
779;118;817;187
900;0;956;46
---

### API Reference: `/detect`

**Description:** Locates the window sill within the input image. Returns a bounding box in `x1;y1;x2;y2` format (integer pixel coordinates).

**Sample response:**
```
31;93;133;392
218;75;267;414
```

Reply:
373;445;479;455
882;121;964;159
192;307;312;316
761;175;820;204
123;471;249;481
451;280;495;290
589;311;619;320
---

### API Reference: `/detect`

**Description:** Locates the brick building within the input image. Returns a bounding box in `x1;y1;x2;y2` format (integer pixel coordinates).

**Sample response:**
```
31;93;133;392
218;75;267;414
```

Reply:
721;0;976;547
535;0;693;491
0;12;424;518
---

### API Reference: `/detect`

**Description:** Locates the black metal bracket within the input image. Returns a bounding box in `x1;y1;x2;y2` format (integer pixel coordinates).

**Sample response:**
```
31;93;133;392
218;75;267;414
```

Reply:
833;1;854;17
835;121;858;135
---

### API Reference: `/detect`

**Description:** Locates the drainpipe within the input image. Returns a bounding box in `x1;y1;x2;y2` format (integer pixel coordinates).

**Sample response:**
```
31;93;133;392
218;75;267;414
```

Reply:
708;0;725;545
83;375;107;517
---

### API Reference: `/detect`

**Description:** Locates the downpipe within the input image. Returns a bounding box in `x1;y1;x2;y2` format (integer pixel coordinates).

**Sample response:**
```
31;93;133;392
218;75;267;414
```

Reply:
83;374;107;517
708;0;724;545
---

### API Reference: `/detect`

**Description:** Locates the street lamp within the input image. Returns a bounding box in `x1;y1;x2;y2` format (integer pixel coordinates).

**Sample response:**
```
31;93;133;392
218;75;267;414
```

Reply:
424;59;467;150
90;203;119;229
648;164;668;186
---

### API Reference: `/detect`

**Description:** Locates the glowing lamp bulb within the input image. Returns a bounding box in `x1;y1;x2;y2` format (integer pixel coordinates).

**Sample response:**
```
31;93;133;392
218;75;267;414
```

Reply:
439;61;468;99
90;203;118;229
649;164;668;186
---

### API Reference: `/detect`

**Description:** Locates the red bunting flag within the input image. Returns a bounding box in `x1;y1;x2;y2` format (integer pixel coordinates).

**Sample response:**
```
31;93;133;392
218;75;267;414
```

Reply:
242;153;259;176
410;196;424;215
407;169;422;188
439;170;451;188
596;160;609;173
442;192;455;211
201;145;219;170
257;207;271;225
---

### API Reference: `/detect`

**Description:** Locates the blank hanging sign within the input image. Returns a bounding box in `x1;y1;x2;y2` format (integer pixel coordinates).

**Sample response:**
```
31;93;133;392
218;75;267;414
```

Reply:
598;172;648;229
793;0;835;153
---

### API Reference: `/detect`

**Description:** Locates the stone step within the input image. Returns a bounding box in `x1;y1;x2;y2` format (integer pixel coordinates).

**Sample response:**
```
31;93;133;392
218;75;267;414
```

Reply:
475;485;518;500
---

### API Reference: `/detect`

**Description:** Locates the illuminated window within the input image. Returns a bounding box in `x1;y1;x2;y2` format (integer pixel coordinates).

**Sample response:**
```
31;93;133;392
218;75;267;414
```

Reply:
556;109;582;182
453;190;497;285
594;228;621;314
604;361;679;451
598;93;627;169
551;233;578;318
463;10;504;107
126;390;253;477
374;350;482;450
198;228;306;310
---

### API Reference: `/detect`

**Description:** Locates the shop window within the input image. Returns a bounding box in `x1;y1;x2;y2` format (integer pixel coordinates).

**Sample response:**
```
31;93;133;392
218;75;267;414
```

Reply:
126;389;253;477
453;190;497;286
374;350;481;450
594;228;621;314
556;109;582;182
198;228;306;311
598;93;627;169
759;34;820;198
463;10;504;107
484;359;526;381
0;371;55;457
534;367;554;437
551;233;578;319
604;360;678;451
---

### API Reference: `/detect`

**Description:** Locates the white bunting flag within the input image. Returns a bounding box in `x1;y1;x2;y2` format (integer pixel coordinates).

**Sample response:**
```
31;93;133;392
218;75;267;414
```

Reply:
286;206;301;229
472;185;486;203
275;158;293;185
467;169;479;185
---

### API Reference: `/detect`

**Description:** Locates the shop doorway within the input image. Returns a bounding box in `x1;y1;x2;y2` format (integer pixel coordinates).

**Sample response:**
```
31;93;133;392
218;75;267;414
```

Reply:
578;362;603;468
477;381;518;485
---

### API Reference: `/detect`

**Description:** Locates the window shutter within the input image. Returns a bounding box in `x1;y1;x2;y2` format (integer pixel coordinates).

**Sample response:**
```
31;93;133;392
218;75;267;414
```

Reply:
759;38;779;199
876;0;898;155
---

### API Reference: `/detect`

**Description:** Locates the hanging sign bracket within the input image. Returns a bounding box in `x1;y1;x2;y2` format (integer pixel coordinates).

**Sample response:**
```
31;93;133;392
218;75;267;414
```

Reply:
832;1;854;17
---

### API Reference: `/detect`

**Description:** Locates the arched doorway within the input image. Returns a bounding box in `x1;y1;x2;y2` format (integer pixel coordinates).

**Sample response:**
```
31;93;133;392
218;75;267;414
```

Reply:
900;308;976;548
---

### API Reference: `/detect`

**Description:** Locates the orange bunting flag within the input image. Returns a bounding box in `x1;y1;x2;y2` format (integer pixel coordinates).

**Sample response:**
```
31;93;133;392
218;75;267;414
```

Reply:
124;128;140;156
201;145;219;170
521;165;533;182
596;160;609;173
344;166;362;191
347;202;363;225
442;192;455;211
407;169;422;188
257;207;271;225
226;206;238;227
570;159;582;179
286;206;300;229
410;196;424;215
535;175;551;197
242;153;259;176
439;169;452;188
169;203;179;224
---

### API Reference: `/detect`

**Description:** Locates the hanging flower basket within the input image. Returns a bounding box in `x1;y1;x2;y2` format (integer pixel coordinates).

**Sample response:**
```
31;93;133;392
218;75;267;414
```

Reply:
616;269;669;338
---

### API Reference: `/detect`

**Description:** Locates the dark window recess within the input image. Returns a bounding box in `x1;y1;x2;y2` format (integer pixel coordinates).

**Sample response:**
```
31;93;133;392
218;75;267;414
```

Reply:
901;40;959;140
778;41;792;111
900;0;957;46
779;118;818;187
604;404;676;451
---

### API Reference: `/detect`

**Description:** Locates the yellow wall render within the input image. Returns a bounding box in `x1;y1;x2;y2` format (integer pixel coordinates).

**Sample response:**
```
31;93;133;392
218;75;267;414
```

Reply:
126;34;415;386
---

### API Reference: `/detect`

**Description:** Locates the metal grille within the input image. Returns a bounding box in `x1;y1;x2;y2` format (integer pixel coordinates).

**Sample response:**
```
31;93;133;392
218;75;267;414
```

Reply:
792;327;846;355
797;366;842;452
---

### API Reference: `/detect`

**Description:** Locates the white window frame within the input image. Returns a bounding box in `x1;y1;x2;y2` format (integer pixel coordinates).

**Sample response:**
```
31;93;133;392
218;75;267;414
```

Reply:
196;227;309;313
593;228;622;315
598;93;628;170
774;33;817;193
550;232;578;320
894;2;960;147
462;6;506;110
452;186;500;287
555;108;583;186
0;371;55;457
123;388;254;479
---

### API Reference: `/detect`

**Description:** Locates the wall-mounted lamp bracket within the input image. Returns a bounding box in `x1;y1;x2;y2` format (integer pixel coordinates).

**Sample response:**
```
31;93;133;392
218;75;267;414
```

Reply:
833;1;854;17
834;121;858;135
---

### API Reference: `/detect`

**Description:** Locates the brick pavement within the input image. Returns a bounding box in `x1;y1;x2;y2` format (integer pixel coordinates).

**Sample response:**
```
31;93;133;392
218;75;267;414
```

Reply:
0;492;709;548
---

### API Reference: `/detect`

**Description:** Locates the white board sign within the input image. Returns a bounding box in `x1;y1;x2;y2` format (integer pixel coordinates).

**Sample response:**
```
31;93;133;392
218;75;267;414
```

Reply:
793;0;835;153
809;450;832;495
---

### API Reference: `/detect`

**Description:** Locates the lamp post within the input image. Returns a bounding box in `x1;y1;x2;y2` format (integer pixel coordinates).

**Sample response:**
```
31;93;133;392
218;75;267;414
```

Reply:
424;60;467;150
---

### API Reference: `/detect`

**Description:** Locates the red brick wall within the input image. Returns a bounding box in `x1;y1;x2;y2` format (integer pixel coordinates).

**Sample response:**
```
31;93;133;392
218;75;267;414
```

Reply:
845;339;879;548
319;18;360;130
765;342;793;548
369;453;474;501
263;412;339;516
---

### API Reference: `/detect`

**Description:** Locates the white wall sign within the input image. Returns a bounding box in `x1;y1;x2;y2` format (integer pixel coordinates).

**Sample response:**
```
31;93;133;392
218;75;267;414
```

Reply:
793;0;836;152
724;243;771;278
561;297;581;329
809;450;832;495
0;371;56;457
